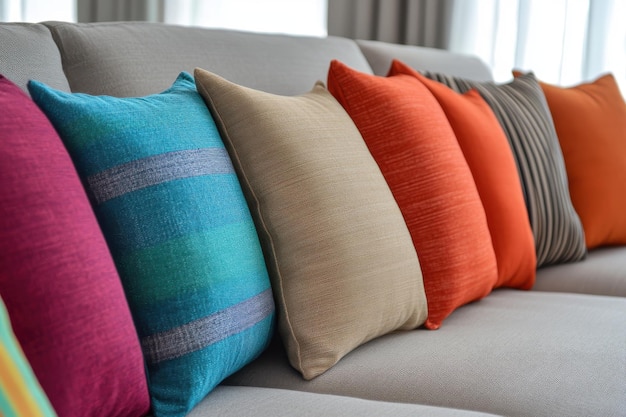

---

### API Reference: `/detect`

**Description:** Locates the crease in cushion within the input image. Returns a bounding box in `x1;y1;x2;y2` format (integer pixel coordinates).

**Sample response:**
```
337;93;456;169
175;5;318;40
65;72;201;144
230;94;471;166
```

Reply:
327;60;498;330
424;71;586;267
389;60;536;290
194;67;428;379
0;75;150;417
0;298;57;417
520;72;626;249
27;72;275;417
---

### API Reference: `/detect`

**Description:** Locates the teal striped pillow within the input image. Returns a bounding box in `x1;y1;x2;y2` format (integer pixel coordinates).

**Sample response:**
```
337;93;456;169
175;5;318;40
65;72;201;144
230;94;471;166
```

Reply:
28;73;275;417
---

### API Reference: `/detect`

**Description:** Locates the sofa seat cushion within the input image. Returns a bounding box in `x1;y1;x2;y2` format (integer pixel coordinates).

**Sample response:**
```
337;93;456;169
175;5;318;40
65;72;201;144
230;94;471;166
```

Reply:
226;290;626;417
535;246;626;297
190;386;503;417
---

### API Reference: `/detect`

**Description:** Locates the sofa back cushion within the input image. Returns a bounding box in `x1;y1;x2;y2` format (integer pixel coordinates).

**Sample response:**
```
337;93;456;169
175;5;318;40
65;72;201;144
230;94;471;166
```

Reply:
357;39;494;81
44;21;372;97
0;23;70;95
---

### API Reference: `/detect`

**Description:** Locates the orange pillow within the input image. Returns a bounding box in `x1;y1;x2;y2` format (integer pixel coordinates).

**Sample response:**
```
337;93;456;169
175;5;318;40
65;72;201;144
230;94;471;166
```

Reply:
528;73;626;249
328;60;498;330
391;60;536;289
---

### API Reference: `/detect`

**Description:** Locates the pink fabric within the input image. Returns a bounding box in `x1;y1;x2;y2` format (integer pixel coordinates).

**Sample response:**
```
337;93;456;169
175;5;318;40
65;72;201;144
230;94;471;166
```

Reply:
0;75;150;417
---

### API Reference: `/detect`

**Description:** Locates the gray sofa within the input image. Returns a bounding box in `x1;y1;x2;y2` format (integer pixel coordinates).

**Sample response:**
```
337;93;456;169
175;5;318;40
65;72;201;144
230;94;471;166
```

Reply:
1;21;625;417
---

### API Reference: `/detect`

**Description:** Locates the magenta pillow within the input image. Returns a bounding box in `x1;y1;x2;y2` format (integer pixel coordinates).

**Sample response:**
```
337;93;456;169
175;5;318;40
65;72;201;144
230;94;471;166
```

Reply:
0;75;150;417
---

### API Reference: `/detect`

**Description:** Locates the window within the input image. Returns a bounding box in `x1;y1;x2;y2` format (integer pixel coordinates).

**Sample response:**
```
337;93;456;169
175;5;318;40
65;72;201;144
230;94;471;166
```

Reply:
450;0;626;93
0;0;75;22
163;0;327;37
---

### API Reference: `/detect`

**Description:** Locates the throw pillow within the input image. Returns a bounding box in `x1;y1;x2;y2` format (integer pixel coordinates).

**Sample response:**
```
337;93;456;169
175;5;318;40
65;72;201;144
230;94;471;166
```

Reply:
0;75;150;417
0;298;57;417
389;60;536;290
327;60;498;330
28;72;275;417
526;73;626;249
194;68;428;379
424;71;586;266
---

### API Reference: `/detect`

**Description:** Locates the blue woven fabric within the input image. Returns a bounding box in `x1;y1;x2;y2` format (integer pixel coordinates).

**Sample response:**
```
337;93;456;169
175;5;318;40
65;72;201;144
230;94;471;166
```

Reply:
29;73;275;417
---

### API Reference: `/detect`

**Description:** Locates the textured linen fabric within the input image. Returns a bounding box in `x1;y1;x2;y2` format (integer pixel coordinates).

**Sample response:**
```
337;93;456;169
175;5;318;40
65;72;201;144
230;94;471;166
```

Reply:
0;299;57;417
0;23;70;95
44;21;371;97
195;68;428;380
190;386;504;417
357;39;493;82
535;246;626;297
0;75;150;417
423;71;586;267
532;73;626;249
327;60;498;330
227;290;626;417
28;72;275;417
389;61;536;290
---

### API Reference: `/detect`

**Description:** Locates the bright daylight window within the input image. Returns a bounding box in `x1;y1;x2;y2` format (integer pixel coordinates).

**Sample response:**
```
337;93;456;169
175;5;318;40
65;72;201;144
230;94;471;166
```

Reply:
450;0;626;92
0;0;75;22
163;0;327;37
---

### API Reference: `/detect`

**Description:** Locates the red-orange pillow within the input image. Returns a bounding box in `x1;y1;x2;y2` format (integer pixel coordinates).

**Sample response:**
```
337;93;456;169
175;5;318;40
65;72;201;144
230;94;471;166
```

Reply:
327;60;498;329
391;60;536;289
524;73;626;248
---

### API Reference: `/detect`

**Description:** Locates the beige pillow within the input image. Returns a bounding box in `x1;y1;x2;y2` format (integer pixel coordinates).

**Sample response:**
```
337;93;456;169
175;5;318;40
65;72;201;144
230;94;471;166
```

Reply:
195;68;427;379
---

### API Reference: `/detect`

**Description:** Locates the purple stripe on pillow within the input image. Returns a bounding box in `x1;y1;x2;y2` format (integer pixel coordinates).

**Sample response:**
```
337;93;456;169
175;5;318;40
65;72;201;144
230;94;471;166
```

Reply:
140;288;274;364
86;148;234;204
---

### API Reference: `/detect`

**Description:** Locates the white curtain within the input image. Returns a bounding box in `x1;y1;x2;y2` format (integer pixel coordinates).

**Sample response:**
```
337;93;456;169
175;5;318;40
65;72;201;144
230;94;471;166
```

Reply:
0;0;75;21
162;0;327;37
327;0;455;48
449;0;626;92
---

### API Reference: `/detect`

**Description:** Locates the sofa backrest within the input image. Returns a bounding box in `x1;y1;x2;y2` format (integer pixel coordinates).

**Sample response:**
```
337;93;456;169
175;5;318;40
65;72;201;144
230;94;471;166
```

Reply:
43;21;373;97
0;23;70;94
0;21;494;98
357;39;493;82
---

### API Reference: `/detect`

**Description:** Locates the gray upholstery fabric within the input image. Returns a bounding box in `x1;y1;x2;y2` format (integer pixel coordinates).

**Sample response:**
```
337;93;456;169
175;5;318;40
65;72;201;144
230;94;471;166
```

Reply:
226;290;626;417
0;23;70;94
44;21;372;97
192;386;503;417
357;39;493;81
535;246;626;297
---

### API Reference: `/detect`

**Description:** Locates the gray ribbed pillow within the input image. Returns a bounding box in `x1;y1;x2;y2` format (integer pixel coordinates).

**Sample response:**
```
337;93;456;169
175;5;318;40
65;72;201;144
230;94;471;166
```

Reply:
424;72;586;267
